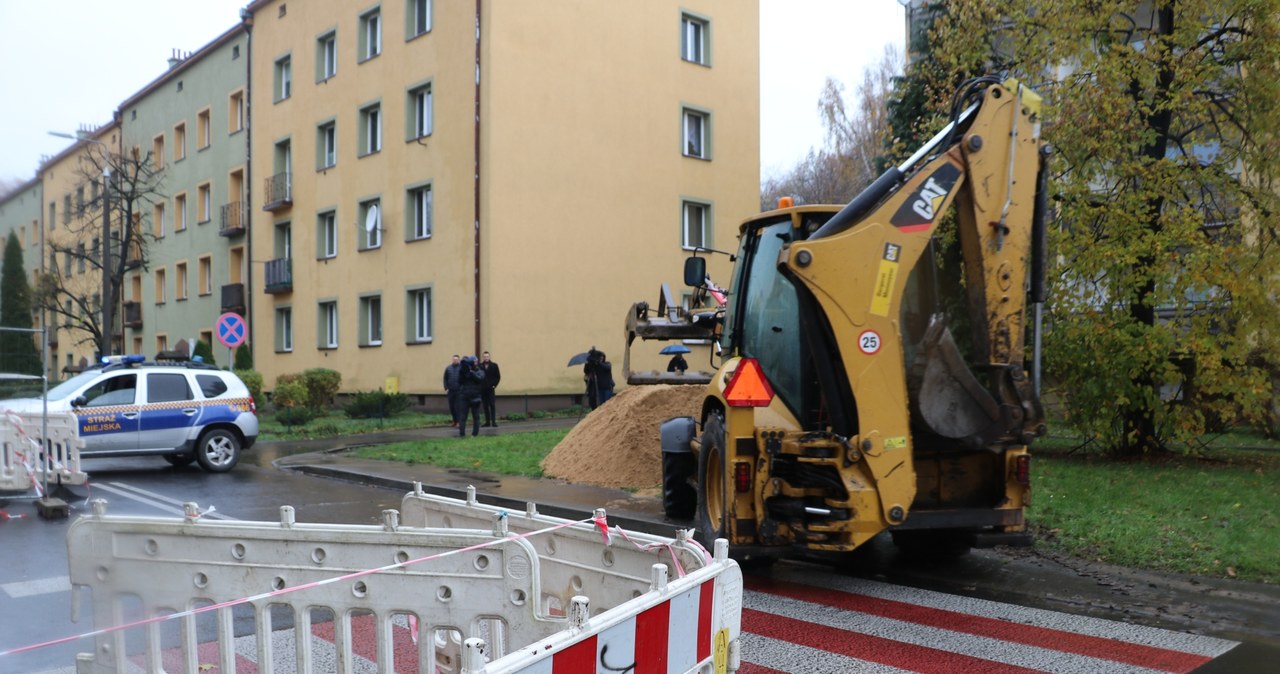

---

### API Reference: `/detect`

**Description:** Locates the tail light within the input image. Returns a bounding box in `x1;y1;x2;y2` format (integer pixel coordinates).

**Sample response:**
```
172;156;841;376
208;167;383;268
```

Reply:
1014;455;1031;485
250;399;258;416
734;462;752;493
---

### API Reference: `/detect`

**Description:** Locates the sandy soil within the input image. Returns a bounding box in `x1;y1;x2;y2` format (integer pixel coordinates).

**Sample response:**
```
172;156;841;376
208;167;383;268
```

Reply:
540;384;705;488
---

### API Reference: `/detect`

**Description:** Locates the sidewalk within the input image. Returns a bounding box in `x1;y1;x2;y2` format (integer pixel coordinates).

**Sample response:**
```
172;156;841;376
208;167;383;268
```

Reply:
267;415;684;537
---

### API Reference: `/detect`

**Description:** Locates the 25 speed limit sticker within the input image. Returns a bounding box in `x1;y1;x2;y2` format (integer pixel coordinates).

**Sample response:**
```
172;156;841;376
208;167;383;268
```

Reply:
858;330;882;355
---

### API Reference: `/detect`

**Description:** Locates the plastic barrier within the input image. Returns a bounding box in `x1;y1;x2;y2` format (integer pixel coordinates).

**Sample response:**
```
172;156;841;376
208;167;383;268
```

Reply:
0;408;86;493
64;489;742;674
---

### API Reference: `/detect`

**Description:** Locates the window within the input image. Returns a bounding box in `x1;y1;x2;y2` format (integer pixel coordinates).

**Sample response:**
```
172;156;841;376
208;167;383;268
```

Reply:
173;123;187;161
275;306;293;352
274;55;292;101
682;200;709;249
197;374;229;398
174;193;187;231
197;108;211;149
408;0;431;37
228;90;245;133
318;121;337;168
64;251;72;276
318;32;337;80
91;237;99;265
319;301;338;348
359;295;383;346
358;199;382;250
62;195;71;223
83;374;137;407
156;335;169;354
360;8;382;60
197;183;212;223
360;103;382;155
152;134;165;170
408;184;432;239
147;373;193;403
408;83;432;139
408;287;432;343
77;243;86;273
48;202;55;230
155;267;167;304
683;108;709;159
175;261;188;300
276;221;293;259
681;13;709;65
318;210;337;258
153;202;166;237
198;255;212;295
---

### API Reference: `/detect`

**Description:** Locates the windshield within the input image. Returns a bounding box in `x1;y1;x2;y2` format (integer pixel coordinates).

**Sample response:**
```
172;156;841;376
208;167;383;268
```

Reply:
43;370;102;401
723;217;807;418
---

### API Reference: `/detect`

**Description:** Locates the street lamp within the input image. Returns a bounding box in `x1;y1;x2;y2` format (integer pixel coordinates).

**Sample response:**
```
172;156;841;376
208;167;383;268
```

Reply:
48;131;113;361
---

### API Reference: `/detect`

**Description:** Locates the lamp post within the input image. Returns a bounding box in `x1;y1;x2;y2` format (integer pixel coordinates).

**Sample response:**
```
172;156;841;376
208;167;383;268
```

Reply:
48;131;112;360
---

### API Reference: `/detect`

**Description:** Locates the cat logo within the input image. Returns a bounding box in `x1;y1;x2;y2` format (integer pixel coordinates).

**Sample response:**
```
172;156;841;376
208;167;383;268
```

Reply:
890;163;961;232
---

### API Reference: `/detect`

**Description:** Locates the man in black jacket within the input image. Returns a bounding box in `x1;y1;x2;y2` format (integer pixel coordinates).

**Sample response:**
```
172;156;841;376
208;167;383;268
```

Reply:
442;355;462;427
457;356;486;437
480;351;502;427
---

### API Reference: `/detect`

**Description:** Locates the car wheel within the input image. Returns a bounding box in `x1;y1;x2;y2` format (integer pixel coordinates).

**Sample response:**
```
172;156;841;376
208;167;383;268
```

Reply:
195;429;241;473
695;411;728;549
163;453;196;467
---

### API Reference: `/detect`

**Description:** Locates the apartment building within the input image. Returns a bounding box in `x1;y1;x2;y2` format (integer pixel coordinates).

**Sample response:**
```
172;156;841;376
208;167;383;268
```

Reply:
37;123;122;376
247;0;760;399
0;178;46;373
118;26;250;361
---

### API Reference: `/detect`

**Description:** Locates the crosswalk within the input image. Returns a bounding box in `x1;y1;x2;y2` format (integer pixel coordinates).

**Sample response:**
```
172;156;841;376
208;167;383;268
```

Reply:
11;565;1239;674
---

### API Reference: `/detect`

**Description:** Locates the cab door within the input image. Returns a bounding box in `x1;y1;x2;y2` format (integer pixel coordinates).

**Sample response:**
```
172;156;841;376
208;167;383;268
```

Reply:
138;372;200;451
76;373;141;454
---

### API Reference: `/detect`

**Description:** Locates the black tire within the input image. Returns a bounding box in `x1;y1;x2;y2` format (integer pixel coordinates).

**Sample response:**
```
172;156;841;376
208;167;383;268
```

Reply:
163;453;196;467
194;429;241;473
694;412;728;548
661;451;697;519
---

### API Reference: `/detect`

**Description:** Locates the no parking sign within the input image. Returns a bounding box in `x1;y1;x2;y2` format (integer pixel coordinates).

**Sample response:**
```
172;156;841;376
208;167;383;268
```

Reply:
215;313;248;349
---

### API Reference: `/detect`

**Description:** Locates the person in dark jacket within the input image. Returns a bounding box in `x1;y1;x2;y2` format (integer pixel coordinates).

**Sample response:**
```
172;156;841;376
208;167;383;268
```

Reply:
583;347;605;409
667;354;688;373
596;354;615;405
457;356;486;437
480;351;502;427
443;355;463;427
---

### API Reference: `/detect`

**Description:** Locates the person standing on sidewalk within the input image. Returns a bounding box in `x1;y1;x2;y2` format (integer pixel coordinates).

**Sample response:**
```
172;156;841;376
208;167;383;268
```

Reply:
443;355;463;427
457;356;486;437
480;351;502;427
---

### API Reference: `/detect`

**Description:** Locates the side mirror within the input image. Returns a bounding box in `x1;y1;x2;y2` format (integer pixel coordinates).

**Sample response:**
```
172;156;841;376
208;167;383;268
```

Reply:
683;256;706;288
71;395;88;408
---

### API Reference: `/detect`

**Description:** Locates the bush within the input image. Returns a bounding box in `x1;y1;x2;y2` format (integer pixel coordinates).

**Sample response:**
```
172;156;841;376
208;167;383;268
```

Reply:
193;339;217;367
235;369;263;409
344;389;411;419
273;377;313;427
302;368;342;412
234;344;254;370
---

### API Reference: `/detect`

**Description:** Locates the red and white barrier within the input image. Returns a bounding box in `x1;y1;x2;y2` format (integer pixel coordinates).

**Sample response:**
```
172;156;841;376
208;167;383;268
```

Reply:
1;408;86;494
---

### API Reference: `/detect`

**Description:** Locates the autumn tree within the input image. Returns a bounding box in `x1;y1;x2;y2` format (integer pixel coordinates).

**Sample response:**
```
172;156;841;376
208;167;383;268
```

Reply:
926;1;1280;454
761;45;903;208
36;145;164;359
0;231;42;375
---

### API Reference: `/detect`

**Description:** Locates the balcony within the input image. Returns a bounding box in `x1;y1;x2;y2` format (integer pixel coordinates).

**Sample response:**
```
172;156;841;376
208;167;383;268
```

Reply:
123;301;143;328
264;258;292;294
263;173;292;212
220;201;247;237
221;283;246;315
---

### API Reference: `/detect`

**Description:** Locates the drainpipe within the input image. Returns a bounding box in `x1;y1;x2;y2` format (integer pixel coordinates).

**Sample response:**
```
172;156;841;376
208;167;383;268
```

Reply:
473;0;483;356
241;13;254;363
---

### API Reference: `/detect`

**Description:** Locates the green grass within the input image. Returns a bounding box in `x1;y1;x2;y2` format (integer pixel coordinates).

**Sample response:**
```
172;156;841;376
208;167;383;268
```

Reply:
1030;448;1279;583
258;407;585;441
348;429;569;477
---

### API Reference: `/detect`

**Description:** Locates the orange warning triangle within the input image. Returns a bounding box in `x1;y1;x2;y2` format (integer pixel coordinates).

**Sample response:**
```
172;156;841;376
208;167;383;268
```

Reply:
724;358;775;407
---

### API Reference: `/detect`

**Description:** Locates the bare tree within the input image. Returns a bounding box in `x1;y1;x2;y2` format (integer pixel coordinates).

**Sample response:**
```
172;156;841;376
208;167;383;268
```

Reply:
762;45;903;208
35;146;164;359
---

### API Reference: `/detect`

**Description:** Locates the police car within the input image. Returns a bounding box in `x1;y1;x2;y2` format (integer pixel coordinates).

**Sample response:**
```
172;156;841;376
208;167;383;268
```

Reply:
3;355;258;472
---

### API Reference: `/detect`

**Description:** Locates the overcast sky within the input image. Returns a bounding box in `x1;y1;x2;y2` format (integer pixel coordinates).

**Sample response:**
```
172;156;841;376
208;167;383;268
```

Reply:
0;0;904;186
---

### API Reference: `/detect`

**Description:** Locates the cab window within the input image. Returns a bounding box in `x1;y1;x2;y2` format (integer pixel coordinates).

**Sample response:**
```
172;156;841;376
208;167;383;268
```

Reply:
83;374;137;407
196;374;228;398
148;373;194;403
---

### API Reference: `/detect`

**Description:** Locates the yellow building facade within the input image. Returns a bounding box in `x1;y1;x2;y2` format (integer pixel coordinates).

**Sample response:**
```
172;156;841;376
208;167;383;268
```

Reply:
247;0;759;400
38;123;122;376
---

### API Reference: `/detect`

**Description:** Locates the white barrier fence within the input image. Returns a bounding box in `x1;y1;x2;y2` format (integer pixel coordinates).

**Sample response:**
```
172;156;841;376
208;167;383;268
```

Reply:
64;489;742;674
0;408;86;493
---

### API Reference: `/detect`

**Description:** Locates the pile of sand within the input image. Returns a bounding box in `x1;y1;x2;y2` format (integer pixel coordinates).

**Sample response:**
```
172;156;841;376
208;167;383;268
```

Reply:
541;384;705;488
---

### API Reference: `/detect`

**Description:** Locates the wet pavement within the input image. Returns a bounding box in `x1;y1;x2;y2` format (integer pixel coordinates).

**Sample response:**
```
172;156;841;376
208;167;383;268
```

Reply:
264;416;1280;661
